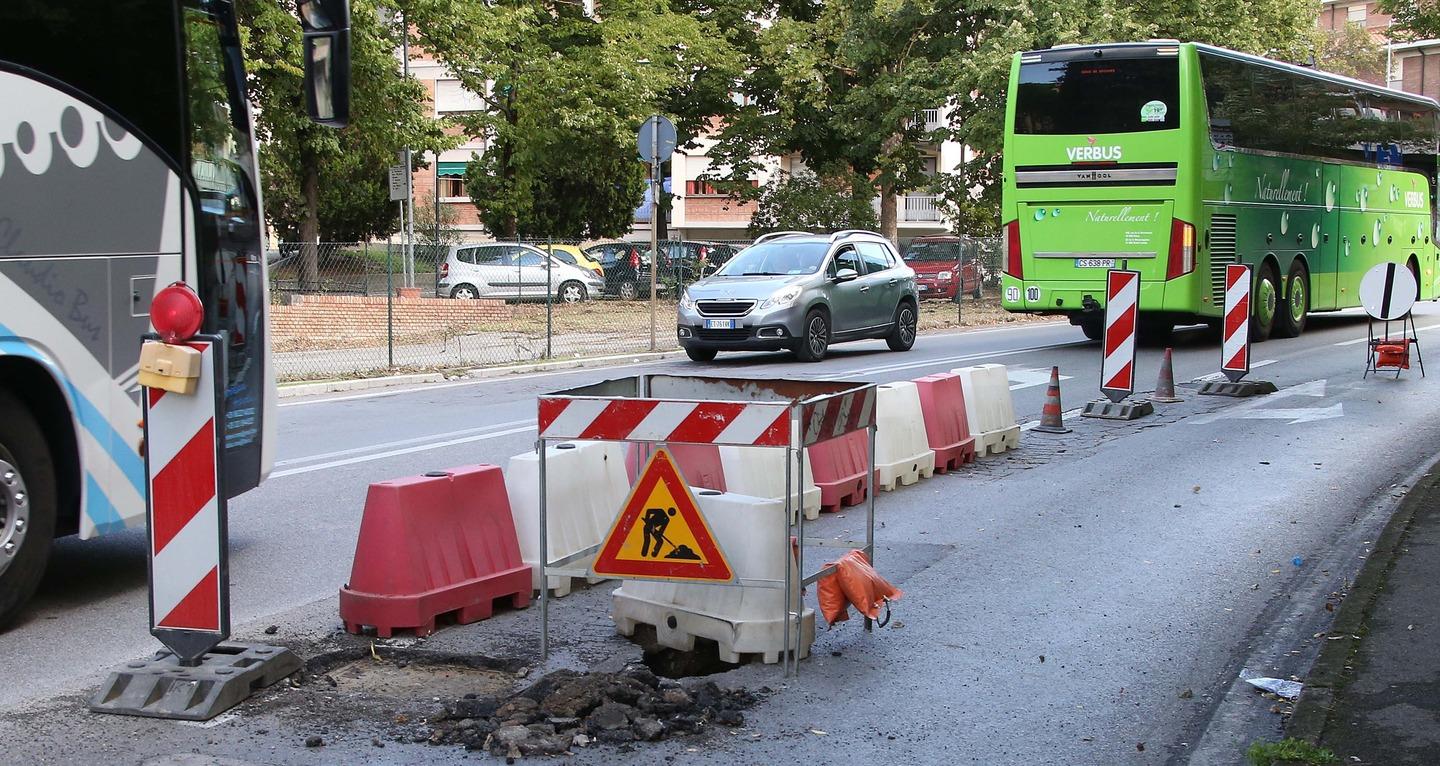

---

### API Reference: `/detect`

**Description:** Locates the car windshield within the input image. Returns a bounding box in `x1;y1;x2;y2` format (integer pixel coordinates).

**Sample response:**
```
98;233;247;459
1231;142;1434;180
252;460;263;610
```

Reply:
904;242;961;262
714;241;829;277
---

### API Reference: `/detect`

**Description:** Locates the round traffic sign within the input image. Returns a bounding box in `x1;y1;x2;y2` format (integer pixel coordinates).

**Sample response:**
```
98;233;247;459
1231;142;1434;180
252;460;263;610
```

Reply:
638;115;677;163
1359;262;1417;321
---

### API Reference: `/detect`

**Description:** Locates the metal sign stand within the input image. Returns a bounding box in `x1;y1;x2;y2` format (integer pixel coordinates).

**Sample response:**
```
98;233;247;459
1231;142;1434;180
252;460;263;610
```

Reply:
1082;269;1154;420
535;375;878;677
91;334;298;721
1360;262;1425;379
1200;263;1277;397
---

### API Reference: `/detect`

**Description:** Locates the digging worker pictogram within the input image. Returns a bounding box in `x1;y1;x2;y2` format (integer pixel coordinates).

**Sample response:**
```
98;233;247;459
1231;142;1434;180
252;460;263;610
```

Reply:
642;507;676;557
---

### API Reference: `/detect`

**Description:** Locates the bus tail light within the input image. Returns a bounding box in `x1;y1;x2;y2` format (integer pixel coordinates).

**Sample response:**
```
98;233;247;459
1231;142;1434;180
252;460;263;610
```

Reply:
1004;220;1023;279
1167;219;1195;280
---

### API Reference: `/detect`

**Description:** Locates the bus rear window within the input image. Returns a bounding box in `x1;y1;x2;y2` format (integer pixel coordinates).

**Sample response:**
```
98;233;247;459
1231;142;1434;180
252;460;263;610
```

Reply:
1015;57;1180;135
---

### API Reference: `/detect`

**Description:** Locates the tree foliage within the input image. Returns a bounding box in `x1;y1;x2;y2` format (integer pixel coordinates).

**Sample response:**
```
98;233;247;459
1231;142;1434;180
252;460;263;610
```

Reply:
748;171;879;235
1379;0;1440;41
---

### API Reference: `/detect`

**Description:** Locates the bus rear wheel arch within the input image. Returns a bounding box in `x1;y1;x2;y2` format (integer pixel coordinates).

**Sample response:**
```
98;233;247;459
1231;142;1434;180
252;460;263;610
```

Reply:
1273;259;1309;339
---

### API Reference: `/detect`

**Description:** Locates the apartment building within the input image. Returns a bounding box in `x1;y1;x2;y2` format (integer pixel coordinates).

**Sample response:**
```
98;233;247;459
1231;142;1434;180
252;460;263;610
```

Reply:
1318;0;1440;100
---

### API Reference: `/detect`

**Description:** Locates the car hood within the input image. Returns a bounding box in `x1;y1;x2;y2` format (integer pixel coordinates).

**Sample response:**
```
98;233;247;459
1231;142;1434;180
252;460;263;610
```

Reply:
685;274;810;299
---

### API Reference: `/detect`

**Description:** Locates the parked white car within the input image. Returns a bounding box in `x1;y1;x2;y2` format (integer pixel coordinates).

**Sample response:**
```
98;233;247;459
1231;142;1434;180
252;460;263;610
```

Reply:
438;243;604;303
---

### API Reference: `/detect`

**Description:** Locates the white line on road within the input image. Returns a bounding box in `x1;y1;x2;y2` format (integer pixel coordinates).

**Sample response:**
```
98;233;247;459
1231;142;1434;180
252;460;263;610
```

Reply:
272;418;535;468
269;424;536;479
1190;359;1277;383
1333;322;1440;346
823;340;1090;380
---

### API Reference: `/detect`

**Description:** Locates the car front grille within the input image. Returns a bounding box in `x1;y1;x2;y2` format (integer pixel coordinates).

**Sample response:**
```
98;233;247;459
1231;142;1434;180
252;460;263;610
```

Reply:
696;299;756;317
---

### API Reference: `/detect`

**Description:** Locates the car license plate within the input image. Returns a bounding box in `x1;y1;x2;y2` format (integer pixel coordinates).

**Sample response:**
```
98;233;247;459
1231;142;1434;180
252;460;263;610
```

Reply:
917;284;929;292
704;319;738;330
1075;258;1116;269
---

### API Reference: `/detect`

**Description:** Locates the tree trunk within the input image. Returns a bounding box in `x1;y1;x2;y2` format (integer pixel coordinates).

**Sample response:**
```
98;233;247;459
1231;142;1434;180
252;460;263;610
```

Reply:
879;182;898;246
300;154;321;292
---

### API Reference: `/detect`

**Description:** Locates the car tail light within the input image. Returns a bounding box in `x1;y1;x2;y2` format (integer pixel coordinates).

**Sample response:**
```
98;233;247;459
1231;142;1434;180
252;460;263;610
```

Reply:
1167;219;1195;280
440;261;449;279
1004;220;1023;279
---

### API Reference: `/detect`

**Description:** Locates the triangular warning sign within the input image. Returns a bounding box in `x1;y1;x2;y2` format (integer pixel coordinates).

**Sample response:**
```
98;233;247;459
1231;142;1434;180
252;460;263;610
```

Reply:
590;447;733;583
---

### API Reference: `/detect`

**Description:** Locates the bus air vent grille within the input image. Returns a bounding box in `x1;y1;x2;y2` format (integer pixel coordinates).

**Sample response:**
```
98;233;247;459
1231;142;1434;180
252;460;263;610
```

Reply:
1209;214;1238;306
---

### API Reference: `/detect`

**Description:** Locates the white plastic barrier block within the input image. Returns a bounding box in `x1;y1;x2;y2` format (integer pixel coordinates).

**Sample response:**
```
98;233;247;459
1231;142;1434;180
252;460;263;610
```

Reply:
872;382;936;491
611;490;816;664
953;363;1021;456
506;441;629;596
717;446;821;521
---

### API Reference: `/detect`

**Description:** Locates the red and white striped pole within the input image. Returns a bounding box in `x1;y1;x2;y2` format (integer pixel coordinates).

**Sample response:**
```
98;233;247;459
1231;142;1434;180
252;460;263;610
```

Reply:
1100;270;1140;403
1221;264;1252;382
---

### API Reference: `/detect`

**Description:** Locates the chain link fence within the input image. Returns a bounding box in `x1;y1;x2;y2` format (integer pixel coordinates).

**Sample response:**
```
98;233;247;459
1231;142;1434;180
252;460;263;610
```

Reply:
266;233;1004;382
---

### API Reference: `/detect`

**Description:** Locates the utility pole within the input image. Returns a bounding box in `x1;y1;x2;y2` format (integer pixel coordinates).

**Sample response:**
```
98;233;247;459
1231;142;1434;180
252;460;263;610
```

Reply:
650;127;660;352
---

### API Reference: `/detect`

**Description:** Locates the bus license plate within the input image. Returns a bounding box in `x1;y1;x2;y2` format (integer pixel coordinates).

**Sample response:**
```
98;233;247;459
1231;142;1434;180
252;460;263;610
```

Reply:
1075;258;1116;269
704;319;738;329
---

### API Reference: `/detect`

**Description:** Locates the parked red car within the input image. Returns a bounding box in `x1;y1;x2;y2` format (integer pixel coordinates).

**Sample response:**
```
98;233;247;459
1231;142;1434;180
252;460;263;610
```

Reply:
903;236;981;299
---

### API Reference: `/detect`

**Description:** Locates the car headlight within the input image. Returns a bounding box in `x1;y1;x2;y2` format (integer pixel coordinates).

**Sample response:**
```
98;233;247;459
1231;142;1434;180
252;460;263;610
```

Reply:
760;284;803;309
680;291;697;311
937;271;952;280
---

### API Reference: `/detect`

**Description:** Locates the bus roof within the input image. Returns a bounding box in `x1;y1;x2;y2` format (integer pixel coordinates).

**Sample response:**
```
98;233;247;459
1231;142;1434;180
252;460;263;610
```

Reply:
1019;42;1440;112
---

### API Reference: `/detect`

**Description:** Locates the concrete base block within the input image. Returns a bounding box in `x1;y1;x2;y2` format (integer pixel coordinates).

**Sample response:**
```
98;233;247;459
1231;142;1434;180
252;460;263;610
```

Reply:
89;643;299;721
974;425;1021;456
874;451;936;492
1197;379;1278;397
1081;398;1155;421
612;588;816;665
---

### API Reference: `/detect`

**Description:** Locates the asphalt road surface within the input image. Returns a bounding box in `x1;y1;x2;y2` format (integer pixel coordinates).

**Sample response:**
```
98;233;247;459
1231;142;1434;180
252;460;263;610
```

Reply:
4;305;1440;764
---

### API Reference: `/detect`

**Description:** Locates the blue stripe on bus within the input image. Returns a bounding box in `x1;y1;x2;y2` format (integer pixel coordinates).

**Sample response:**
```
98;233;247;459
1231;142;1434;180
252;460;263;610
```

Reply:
84;471;128;535
0;324;147;498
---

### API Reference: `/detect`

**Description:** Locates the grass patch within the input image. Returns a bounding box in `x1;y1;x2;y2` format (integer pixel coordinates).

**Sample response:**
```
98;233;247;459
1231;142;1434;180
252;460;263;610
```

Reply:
1246;738;1339;766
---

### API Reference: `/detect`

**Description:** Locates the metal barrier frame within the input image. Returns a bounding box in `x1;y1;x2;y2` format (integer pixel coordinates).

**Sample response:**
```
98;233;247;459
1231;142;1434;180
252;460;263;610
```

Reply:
535;374;879;676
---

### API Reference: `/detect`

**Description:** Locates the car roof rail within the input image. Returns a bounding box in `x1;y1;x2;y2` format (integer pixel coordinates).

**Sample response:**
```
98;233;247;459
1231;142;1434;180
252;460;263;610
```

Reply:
829;229;887;242
754;230;812;244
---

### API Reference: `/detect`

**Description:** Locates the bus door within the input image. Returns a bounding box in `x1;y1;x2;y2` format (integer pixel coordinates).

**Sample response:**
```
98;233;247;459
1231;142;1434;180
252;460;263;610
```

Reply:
1312;164;1342;310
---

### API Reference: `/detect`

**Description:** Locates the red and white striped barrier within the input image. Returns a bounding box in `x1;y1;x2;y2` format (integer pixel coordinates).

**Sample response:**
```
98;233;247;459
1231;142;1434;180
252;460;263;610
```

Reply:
1101;270;1140;403
1221;264;1252;382
800;388;876;446
143;339;227;660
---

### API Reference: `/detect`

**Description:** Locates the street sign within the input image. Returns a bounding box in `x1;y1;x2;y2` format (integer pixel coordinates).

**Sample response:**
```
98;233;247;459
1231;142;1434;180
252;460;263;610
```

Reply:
1100;270;1140;403
1222;264;1252;382
1359;262;1417;321
388;164;408;202
637;115;677;163
590;447;733;583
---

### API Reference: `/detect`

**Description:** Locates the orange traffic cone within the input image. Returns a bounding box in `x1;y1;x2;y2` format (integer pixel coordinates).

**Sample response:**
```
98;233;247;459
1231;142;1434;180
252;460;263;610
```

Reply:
1153;347;1182;403
1032;366;1071;434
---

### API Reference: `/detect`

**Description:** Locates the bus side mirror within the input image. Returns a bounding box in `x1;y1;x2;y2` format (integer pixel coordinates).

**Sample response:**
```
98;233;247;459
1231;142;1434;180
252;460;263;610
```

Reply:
298;0;351;128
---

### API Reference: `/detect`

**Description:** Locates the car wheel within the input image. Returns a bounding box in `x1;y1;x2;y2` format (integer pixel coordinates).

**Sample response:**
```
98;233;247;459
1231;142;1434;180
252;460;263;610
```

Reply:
619;280;639;301
886;301;917;352
1273;261;1308;338
559;281;587;304
0;389;57;630
450;284;479;300
685;347;718;362
794;310;830;362
1251;263;1279;343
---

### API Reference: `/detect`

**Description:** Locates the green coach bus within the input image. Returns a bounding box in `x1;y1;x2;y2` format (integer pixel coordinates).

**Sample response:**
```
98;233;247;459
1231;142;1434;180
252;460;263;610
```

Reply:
999;41;1440;340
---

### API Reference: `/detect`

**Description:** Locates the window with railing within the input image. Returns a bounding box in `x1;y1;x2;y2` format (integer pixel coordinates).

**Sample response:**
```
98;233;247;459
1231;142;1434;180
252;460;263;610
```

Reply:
685;179;758;196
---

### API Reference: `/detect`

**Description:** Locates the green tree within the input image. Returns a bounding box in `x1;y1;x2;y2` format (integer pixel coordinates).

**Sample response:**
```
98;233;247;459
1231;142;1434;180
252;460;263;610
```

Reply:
1311;21;1385;81
748;170;879;235
237;0;451;289
399;0;741;240
1378;0;1440;40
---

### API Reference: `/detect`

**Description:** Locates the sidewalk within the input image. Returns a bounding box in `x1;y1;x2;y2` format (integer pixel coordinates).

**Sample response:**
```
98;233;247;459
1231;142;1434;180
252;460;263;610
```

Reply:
1286;460;1440;764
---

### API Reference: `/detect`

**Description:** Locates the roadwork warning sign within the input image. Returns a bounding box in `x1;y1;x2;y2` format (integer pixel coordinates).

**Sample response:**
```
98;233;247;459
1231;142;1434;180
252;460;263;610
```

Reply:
590;447;734;583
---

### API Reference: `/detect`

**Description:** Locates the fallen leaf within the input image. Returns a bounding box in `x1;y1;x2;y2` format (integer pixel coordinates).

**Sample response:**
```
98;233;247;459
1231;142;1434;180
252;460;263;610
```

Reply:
1137;742;1146;752
1179;689;1194;699
1192;485;1202;493
1039;655;1045;663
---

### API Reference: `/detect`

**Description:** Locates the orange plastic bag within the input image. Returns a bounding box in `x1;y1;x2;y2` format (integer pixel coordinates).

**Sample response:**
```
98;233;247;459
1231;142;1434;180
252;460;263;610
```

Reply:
817;550;902;625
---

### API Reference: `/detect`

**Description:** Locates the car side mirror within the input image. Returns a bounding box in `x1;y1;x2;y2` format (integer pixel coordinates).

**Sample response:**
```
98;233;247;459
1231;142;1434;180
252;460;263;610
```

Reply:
299;0;351;128
834;268;859;283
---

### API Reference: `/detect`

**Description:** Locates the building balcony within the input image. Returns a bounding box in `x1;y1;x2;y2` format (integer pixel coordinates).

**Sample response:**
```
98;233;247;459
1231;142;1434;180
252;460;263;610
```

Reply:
872;194;944;223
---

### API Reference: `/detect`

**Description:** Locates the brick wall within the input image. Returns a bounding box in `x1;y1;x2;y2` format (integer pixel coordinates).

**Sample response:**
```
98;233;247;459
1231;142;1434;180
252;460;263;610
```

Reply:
271;294;509;347
686;196;757;224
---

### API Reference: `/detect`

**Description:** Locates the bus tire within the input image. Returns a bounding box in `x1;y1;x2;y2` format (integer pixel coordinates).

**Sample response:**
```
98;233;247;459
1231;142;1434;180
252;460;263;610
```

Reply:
1079;316;1103;341
1273;261;1309;339
1251;263;1280;343
0;389;57;631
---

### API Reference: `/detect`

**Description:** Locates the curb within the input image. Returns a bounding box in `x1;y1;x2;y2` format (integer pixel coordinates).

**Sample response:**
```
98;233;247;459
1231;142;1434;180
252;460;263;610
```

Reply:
1285;459;1440;743
278;350;687;399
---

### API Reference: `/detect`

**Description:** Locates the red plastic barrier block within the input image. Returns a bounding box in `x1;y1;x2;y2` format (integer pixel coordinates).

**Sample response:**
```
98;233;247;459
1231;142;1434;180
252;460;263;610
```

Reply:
914;373;976;473
624;443;725;492
340;465;531;637
806;430;870;513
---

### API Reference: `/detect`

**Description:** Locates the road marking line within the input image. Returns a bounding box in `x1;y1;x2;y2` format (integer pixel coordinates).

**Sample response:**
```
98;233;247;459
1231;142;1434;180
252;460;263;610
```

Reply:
273;418;535;468
269;424;536;479
1333;322;1440;346
1020;408;1084;431
823;340;1090;380
1190;359;1276;383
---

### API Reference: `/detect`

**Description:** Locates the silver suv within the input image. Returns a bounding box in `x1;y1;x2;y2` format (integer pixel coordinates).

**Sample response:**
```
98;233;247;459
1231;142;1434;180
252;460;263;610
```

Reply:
676;231;919;362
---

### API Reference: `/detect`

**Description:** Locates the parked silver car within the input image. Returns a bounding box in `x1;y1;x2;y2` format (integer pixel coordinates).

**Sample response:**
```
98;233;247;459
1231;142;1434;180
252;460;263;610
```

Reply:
438;243;603;303
676;231;919;362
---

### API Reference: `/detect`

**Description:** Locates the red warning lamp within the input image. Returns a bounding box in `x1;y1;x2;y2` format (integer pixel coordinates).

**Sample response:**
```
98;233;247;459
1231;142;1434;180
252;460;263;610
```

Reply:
151;282;204;343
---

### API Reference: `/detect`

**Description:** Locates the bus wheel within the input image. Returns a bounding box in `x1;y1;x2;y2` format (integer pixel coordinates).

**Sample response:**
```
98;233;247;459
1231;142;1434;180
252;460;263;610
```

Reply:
1251;264;1280;343
1079;316;1103;341
1273;262;1309;339
0;390;57;630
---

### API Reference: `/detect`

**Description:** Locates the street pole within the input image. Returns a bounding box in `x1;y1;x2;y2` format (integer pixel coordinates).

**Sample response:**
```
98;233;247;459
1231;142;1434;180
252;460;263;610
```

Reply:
401;11;415;289
649;127;659;352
